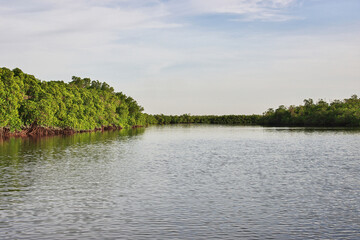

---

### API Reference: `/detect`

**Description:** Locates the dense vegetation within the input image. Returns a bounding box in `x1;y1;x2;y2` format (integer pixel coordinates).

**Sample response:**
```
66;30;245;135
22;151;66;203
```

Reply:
151;114;261;125
152;96;360;127
0;67;148;132
261;96;360;127
1;67;359;135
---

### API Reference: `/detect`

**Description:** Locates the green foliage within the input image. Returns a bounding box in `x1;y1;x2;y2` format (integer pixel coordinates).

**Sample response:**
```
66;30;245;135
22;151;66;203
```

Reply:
1;67;358;131
0;68;146;131
0;68;24;131
150;96;360;127
151;114;262;125
261;95;360;127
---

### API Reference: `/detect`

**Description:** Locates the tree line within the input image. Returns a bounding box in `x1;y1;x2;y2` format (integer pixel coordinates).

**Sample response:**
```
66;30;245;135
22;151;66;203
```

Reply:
149;114;262;125
261;95;360;127
152;96;360;127
1;67;359;133
0;67;148;132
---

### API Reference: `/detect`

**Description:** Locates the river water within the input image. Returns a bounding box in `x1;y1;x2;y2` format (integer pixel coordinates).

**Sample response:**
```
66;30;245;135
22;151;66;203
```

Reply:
0;125;359;239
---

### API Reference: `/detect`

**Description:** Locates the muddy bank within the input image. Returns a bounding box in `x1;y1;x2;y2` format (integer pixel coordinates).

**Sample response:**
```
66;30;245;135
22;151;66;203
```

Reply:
131;125;144;129
0;124;126;139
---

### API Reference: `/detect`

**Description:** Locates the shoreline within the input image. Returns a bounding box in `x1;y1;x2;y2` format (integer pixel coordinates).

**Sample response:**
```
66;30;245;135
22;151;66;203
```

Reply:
1;123;358;140
0;124;134;140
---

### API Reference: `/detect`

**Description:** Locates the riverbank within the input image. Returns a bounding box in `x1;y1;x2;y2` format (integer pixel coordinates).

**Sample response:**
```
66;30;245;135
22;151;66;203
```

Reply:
0;124;127;139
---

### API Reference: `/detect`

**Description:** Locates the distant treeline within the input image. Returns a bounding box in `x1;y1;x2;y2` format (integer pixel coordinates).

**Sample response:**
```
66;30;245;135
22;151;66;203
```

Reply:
149;114;262;125
261;96;360;127
1;67;359;134
0;67;149;132
150;96;360;127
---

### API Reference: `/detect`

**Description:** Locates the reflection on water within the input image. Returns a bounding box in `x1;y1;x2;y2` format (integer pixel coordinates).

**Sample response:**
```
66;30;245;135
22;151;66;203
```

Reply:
264;126;360;133
0;128;145;157
0;126;359;239
0;128;145;195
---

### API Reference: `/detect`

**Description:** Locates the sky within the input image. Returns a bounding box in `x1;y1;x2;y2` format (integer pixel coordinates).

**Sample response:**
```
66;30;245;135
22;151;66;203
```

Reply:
0;0;359;115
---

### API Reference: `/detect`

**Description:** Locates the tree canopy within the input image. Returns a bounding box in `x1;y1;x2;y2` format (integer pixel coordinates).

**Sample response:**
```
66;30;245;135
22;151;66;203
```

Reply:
1;67;359;133
261;95;360;127
0;67;148;131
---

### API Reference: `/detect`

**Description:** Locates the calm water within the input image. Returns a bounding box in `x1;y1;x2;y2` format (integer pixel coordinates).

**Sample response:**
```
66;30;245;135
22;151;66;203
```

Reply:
0;125;359;239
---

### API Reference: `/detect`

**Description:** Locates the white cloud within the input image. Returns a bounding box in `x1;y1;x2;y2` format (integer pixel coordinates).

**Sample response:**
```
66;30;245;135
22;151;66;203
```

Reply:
0;0;299;58
1;0;359;115
0;0;299;35
165;0;298;21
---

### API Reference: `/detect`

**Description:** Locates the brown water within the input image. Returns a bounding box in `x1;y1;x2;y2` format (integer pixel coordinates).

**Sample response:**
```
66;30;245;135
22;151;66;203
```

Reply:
0;125;359;239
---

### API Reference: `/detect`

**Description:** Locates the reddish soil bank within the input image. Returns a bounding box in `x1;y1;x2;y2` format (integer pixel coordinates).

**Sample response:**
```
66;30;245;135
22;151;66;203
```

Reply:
0;124;125;139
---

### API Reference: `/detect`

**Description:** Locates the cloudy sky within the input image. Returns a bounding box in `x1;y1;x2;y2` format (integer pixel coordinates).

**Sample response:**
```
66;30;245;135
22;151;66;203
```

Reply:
0;0;359;114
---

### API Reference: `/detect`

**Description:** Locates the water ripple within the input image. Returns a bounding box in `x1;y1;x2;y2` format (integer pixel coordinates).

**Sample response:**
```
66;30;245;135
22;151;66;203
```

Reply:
0;126;359;239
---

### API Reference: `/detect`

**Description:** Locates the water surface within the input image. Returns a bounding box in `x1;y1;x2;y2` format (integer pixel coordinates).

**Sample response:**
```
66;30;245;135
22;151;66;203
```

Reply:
0;125;359;239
